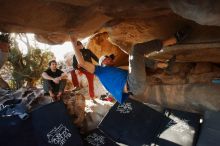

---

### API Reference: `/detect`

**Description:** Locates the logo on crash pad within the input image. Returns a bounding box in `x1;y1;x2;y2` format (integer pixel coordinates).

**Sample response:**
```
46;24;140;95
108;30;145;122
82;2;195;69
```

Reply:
47;124;72;146
116;102;133;114
85;133;105;146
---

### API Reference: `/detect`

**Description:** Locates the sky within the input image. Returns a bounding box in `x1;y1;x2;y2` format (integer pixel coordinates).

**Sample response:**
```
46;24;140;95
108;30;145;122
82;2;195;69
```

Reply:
17;33;90;61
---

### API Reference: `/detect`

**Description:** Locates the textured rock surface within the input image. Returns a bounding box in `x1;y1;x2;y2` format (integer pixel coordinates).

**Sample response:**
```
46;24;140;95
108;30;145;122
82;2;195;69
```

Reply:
1;0;220;63
0;0;220;61
87;32;128;66
169;0;220;26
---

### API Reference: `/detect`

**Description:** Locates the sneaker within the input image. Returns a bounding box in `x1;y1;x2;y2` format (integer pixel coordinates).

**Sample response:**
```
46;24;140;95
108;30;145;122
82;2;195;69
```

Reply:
100;94;107;100
174;25;192;43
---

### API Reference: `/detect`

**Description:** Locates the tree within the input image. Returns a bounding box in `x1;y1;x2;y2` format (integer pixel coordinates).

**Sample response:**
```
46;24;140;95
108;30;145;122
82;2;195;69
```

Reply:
8;33;54;89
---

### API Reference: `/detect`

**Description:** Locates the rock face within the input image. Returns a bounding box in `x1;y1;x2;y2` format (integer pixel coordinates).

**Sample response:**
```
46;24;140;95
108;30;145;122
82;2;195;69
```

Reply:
169;0;220;26
87;32;128;66
1;0;220;112
1;0;220;62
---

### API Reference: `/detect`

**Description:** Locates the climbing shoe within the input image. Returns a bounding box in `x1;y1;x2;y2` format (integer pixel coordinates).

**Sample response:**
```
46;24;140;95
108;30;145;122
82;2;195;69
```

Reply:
174;25;192;43
165;55;176;75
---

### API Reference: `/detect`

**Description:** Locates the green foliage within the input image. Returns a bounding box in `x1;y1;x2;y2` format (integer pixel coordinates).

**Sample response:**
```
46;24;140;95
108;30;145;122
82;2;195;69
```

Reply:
8;34;54;88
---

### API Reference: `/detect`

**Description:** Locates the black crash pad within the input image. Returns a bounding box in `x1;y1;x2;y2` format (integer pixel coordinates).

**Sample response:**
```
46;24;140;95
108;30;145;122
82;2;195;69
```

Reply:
98;98;168;146
196;110;220;146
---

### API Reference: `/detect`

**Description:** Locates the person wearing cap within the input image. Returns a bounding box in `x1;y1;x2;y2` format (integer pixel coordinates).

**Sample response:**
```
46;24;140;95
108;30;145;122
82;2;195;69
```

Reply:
69;27;190;104
98;54;115;67
42;60;67;101
0;33;10;89
71;41;99;99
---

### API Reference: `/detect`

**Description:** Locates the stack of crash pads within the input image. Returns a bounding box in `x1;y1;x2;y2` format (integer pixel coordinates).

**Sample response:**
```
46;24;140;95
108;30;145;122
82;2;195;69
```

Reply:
0;101;83;146
98;98;202;146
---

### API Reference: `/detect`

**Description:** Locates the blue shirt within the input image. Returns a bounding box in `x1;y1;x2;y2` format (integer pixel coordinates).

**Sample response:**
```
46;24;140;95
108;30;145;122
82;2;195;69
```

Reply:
94;66;129;104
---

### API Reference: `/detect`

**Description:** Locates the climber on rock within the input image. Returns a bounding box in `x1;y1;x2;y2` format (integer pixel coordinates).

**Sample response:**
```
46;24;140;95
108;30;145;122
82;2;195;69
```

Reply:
71;41;99;99
69;27;191;104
